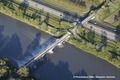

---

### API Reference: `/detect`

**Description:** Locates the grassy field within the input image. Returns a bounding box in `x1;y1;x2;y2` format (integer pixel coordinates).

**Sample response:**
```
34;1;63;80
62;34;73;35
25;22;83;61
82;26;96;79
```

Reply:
95;0;120;21
41;0;88;15
41;0;105;16
112;19;120;27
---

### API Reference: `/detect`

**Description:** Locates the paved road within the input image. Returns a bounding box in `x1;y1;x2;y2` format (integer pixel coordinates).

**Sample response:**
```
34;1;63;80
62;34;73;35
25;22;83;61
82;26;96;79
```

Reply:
18;0;120;41
89;20;115;33
83;23;120;41
19;0;64;18
19;0;78;22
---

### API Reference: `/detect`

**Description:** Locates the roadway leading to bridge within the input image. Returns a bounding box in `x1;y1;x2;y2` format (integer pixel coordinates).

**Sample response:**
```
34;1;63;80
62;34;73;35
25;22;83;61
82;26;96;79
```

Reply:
18;0;120;66
19;0;64;18
18;0;120;41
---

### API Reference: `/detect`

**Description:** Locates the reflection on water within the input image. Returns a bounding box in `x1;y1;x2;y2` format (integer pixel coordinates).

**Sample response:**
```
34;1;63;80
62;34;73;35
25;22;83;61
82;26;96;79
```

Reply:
15;36;57;67
33;43;120;80
0;13;57;67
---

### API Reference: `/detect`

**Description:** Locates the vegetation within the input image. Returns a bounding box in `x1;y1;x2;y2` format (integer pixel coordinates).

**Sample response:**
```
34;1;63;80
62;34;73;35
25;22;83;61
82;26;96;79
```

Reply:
0;57;37;80
67;26;120;68
0;0;73;37
0;57;9;79
17;66;29;77
95;0;120;21
40;0;104;15
0;0;120;70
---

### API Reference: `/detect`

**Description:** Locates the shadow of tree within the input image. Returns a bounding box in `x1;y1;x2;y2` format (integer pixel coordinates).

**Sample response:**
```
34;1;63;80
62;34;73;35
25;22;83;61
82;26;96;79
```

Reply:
90;1;105;11
21;32;57;67
3;34;22;59
32;60;100;80
115;24;120;35
24;32;41;57
0;25;23;67
74;68;88;80
33;61;73;80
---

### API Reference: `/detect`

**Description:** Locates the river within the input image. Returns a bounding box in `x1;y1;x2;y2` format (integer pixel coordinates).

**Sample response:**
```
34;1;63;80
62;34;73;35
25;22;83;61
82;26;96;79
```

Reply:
0;13;57;67
0;13;120;80
33;43;120;80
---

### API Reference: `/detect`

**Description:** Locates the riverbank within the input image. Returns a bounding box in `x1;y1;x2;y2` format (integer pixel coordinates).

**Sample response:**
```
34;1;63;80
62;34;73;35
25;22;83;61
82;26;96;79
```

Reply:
0;1;73;37
0;0;120;68
33;43;120;80
67;35;120;68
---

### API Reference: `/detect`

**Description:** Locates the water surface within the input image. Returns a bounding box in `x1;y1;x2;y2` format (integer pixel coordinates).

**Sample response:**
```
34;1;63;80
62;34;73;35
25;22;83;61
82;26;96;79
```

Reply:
0;13;57;67
33;43;120;80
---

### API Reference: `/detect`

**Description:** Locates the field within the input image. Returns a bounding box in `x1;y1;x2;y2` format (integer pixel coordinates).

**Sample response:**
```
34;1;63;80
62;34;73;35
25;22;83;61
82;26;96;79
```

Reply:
95;0;120;21
38;0;104;16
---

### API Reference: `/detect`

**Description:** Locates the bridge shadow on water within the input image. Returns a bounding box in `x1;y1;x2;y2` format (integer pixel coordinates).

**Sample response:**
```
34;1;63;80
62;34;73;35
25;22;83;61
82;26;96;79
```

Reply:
15;33;57;67
33;60;100;80
19;34;57;67
0;25;57;67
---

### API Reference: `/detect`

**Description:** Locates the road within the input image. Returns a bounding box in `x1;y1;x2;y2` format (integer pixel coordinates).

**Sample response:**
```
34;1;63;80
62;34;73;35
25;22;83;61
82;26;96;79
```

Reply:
18;0;120;41
19;0;64;18
17;0;120;67
88;20;115;33
19;0;78;22
82;23;120;41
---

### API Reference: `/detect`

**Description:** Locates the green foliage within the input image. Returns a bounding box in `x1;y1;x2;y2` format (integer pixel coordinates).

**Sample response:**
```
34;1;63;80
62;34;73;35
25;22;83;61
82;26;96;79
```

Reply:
68;35;120;68
17;66;29;77
71;26;120;68
0;0;70;37
0;57;9;78
95;0;120;20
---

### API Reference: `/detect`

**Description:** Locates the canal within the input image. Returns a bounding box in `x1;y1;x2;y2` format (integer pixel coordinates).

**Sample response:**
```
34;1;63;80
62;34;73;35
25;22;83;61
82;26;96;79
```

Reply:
0;13;120;80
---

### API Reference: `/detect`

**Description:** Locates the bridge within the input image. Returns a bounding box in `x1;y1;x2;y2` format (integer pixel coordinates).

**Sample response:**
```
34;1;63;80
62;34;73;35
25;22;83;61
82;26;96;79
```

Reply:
25;32;71;66
25;12;97;67
21;0;120;67
25;24;80;67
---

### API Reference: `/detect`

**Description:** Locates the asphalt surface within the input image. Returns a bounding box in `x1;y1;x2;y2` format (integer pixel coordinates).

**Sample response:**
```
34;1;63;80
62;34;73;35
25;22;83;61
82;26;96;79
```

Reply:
32;0;118;35
18;0;120;41
89;20;115;33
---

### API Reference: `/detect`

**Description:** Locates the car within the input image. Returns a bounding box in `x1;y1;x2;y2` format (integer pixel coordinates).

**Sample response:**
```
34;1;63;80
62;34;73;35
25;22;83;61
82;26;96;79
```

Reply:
94;22;97;24
114;29;117;32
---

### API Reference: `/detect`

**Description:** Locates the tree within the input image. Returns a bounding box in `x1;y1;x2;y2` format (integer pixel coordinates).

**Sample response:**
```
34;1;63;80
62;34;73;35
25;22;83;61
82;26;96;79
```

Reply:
17;66;29;77
44;13;50;25
19;1;29;13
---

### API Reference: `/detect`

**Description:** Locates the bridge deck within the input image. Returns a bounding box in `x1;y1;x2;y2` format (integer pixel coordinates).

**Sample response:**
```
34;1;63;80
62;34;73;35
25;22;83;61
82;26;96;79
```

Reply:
25;32;71;66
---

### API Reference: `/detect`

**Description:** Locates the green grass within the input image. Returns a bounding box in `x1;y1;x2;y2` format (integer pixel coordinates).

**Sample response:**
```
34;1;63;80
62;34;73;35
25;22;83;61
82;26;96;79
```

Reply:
41;0;87;15
67;35;120;68
95;0;120;21
112;19;120;27
41;0;104;16
68;26;120;68
0;1;72;37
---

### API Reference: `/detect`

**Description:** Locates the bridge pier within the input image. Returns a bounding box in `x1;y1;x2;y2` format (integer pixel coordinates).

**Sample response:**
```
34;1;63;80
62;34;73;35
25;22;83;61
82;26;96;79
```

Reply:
57;41;66;48
48;48;54;54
